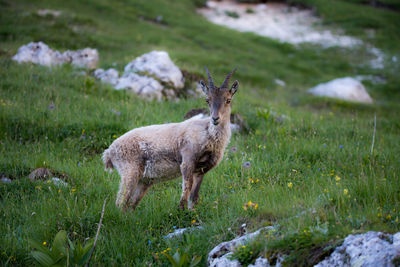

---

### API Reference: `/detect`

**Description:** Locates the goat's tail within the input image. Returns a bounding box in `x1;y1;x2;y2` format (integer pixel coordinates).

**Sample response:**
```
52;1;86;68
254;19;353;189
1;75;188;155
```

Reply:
102;149;114;171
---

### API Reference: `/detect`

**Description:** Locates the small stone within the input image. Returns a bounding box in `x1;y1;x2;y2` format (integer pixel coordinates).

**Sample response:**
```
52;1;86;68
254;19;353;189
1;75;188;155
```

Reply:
1;177;12;184
37;9;61;17
308;77;373;103
51;177;68;187
274;79;286;87
163;226;204;239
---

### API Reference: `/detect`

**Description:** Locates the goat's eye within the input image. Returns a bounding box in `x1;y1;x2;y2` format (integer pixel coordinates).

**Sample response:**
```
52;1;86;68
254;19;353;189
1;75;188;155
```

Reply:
226;99;231;104
206;99;210;104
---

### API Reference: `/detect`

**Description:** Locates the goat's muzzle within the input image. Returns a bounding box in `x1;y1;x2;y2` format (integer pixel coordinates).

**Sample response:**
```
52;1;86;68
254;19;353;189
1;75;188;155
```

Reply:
212;117;220;125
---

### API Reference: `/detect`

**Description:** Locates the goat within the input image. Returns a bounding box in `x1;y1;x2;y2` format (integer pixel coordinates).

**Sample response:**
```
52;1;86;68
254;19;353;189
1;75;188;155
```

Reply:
102;68;239;211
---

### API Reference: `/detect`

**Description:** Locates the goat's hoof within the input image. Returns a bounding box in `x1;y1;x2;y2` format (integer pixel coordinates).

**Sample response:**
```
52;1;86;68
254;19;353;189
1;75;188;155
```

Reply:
179;201;186;210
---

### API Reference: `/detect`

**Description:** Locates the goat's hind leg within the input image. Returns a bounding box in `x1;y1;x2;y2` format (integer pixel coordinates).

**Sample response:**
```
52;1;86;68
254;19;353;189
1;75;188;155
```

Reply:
116;167;142;212
127;181;151;210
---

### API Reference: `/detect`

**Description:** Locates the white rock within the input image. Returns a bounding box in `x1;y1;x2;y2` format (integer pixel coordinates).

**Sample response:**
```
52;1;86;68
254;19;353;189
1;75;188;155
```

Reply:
210;252;241;267
274;79;286;87
51;177;68;187
115;73;163;101
163;226;204;239
308;77;373;103
124;51;184;89
12;42;63;66
94;68;119;86
248;257;270;267
1;177;12;184
12;42;98;68
37;9;62;17
315;231;400;267
208;227;274;267
63;48;99;69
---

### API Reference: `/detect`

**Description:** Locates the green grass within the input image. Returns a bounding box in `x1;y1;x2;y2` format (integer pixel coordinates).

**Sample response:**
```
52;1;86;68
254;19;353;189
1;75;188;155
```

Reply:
0;0;399;266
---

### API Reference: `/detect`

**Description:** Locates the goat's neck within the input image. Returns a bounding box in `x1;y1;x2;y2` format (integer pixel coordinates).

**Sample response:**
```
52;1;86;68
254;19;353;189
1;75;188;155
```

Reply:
208;115;231;142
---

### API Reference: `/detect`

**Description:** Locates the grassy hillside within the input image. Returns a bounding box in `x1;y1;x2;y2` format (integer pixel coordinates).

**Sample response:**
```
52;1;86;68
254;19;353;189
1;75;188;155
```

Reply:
0;0;399;266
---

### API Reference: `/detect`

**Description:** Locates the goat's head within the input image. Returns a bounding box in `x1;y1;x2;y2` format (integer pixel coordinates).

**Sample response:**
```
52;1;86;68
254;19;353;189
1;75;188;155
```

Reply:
200;68;239;126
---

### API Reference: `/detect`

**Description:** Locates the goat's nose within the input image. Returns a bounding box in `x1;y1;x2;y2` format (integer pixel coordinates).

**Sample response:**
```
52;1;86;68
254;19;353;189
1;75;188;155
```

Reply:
212;117;220;125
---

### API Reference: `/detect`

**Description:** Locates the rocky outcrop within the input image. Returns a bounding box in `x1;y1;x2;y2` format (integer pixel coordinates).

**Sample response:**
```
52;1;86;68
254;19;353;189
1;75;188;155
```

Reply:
93;51;185;101
315;231;400;267
12;42;98;69
124;51;184;89
308;77;373;103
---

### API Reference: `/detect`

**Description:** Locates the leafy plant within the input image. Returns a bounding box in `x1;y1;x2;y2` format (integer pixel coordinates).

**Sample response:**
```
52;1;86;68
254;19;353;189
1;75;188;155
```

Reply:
229;240;263;266
30;230;94;266
225;11;240;19
256;108;270;122
162;249;202;267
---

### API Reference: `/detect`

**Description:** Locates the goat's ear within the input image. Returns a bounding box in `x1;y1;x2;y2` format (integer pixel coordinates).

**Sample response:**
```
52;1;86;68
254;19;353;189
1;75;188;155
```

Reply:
200;80;209;95
230;80;239;96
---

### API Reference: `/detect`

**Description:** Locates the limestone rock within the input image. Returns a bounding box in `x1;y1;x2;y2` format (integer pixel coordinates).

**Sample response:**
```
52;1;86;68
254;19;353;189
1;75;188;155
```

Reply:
1;177;12;184
50;177;68;187
37;9;62;17
12;42;98;69
63;48;98;69
308;77;373;103
12;42;65;67
315;231;400;267
28;168;53;181
208;227;273;267
163;226;204;239
124;51;184;89
115;73;163;101
210;252;241;267
94;68;119;86
248;257;271;267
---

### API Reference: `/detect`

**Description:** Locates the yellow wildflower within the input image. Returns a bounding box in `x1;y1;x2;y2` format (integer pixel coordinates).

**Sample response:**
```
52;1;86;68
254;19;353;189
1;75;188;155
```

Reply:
386;215;392;220
71;188;77;192
335;175;341;182
343;189;348;195
191;219;196;224
43;241;47;246
287;182;293;188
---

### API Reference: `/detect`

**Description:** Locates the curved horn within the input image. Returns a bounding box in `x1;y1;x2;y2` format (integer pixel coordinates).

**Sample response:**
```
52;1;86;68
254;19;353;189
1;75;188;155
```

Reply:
221;68;236;89
205;67;215;89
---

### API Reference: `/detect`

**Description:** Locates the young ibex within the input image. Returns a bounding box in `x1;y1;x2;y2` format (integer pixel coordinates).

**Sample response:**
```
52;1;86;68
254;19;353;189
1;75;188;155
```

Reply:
102;68;239;211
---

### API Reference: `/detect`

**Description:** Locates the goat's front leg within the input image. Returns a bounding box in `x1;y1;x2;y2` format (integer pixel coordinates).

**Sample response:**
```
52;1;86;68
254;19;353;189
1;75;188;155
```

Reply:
188;173;204;210
179;154;195;210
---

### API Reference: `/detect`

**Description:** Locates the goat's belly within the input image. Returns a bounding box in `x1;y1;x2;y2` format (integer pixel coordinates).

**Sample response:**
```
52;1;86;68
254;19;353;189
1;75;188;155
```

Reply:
142;159;181;183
